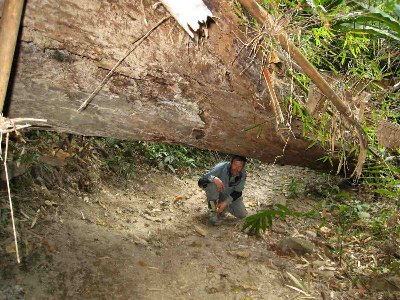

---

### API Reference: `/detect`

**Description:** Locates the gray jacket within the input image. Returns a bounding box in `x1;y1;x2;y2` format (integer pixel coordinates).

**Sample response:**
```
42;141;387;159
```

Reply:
199;162;246;205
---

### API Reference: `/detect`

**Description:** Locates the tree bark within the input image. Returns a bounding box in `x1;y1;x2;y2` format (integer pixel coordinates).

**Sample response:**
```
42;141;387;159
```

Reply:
3;0;328;168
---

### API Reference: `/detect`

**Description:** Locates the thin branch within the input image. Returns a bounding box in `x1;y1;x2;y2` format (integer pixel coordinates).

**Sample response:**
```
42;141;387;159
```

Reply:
78;16;171;112
0;116;47;134
273;135;290;165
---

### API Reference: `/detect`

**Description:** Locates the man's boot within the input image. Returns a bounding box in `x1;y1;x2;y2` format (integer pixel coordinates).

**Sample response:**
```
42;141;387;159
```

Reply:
209;200;221;226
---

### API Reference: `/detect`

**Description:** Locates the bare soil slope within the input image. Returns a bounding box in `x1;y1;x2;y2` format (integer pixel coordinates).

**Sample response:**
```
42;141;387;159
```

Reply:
2;162;397;299
1;163;327;299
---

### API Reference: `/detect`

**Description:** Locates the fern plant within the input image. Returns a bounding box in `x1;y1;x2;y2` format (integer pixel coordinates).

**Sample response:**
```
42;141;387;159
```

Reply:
242;204;301;236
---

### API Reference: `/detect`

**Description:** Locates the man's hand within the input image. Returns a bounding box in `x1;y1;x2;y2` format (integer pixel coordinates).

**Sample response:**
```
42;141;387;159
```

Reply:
216;201;228;213
213;177;224;192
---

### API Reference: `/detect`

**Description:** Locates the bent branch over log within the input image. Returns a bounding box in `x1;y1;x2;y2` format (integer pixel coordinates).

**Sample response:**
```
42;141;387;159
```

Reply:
237;0;368;177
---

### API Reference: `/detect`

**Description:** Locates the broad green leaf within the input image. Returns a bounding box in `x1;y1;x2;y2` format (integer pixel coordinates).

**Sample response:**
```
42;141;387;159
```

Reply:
318;0;344;12
342;1;400;33
395;4;400;18
334;24;400;42
374;189;399;198
334;12;400;34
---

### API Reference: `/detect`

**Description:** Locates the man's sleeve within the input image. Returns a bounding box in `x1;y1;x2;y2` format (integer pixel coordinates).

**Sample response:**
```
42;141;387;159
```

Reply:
198;163;225;187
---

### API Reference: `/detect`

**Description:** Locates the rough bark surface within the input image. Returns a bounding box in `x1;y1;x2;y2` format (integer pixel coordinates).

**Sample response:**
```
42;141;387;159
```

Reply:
2;0;326;167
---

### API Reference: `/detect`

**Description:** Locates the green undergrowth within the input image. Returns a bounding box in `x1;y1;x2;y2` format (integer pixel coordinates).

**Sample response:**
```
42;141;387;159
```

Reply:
233;0;400;198
5;130;219;194
243;176;399;278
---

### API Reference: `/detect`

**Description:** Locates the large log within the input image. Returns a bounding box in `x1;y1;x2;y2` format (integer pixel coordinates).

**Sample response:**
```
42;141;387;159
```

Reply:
2;0;326;168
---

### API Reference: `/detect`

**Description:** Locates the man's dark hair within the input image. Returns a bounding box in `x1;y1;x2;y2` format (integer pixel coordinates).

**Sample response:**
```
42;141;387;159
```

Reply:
231;155;247;164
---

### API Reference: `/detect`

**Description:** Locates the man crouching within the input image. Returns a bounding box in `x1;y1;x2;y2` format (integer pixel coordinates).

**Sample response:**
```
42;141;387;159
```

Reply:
198;155;247;226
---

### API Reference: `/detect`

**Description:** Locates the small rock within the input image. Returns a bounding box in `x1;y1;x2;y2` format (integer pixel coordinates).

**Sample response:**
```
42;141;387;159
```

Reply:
277;237;314;255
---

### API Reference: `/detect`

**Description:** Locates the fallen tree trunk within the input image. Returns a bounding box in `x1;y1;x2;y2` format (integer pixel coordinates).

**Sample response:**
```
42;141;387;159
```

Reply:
4;0;328;168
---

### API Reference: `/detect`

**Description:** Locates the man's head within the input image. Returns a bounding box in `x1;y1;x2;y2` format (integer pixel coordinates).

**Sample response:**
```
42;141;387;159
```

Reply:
230;155;247;175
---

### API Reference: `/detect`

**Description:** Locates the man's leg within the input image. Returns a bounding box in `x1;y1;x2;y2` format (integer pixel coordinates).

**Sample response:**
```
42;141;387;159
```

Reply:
203;183;221;226
227;197;247;219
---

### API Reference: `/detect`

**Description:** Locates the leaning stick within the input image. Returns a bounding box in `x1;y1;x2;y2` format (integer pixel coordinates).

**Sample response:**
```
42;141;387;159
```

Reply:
4;132;20;263
237;0;368;177
262;67;284;125
78;16;170;112
0;116;46;263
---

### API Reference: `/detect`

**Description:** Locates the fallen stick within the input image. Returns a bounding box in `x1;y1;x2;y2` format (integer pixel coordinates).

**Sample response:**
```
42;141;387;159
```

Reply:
20;210;31;220
78;16;170;112
0;117;47;134
31;209;40;229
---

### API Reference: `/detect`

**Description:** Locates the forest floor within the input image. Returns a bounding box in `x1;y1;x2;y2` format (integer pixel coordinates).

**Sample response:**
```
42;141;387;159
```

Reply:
0;158;399;299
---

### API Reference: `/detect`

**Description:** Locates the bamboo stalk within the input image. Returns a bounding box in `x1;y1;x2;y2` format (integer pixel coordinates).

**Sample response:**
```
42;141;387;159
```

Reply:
237;0;368;177
0;0;25;113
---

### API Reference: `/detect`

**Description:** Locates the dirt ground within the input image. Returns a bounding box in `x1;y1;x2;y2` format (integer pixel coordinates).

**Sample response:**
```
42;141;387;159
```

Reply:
0;163;393;299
